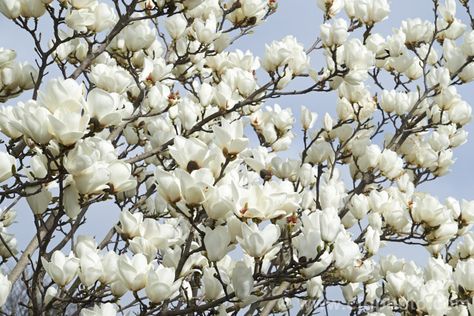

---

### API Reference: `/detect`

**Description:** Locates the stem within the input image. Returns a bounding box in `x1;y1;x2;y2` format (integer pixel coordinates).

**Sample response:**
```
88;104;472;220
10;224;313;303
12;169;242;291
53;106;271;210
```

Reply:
8;213;56;284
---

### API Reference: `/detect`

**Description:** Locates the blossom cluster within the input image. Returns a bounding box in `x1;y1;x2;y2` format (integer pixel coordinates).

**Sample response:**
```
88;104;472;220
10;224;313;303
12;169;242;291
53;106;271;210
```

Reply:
0;48;37;102
0;0;473;315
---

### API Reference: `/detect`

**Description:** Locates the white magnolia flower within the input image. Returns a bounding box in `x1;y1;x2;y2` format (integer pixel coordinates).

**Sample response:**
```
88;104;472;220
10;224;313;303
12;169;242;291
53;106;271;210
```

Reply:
44;286;57;306
0;0;20;19
39;78;84;113
12;100;52;144
0;105;22;139
145;84;171;113
294;215;323;260
169;136;210;172
19;0;46;18
228;0;267;25
411;194;449;227
364;226;380;255
317;0;344;17
48;99;90;146
111;18;156;52
401;19;434;45
320;207;341;243
454;258;474;292
213;119;248;155
72;162;111;195
64;137;117;194
307;276;323;299
0;274;11;307
89;64;132;94
129;236;158;261
145;265;181;303
116;210;143;239
262;36;309;75
301;105;317;130
231;260;254;301
63;184;81;219
0;152;15;182
165;14;187;40
99;251;119;285
42;251;80;287
203;183;236;220
334;232;360;269
425;257;453;283
204;226;231;261
320;18;348;48
202;267;224;300
237;222;280;258
378;149;403;179
78;251;103;287
86;88;122;127
90;3;117;33
138;218;178;250
69;0;97;9
462;30;474;56
175;168;214;205
80;303;117;316
117;253;150;291
108;161;137;193
65;9;95;33
25;185;52;215
0;225;17;259
386;271;407;297
155;169;182;204
346;0;390;25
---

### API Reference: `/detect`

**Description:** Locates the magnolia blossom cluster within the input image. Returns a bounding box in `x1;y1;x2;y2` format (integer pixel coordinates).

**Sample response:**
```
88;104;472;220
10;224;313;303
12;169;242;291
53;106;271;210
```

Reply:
0;0;474;315
0;48;37;102
0;208;16;259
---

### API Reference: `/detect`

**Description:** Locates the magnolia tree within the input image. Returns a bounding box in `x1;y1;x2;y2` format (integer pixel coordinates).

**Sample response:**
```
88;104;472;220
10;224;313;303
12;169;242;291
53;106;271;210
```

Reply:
0;0;474;315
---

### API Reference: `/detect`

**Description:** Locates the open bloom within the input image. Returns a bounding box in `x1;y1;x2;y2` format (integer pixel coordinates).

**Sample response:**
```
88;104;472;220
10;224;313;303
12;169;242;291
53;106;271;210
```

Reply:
317;0;344;17
334;232;360;269
64;137;119;194
155;169;182;203
116;210;143;239
175;168;214;206
320;18;348;48
86;88;122;127
262;36;309;75
454;258;474;292
42;251;80;287
169;136;210;172
145;265;181;303
346;0;390;25
107;161;137;193
237;222;280;258
48;99;90;146
78;251;103;287
117;253;150;291
39;78;85;113
12;100;52;144
213;119;248;155
165;13;187;39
